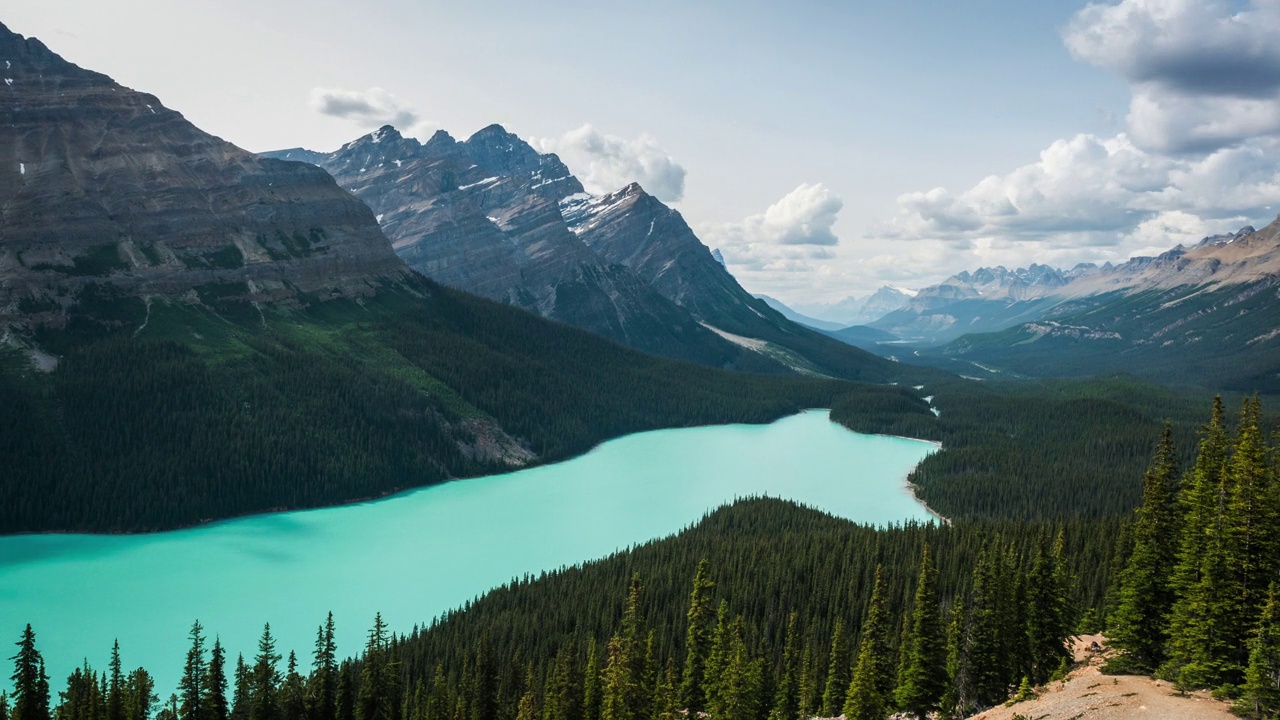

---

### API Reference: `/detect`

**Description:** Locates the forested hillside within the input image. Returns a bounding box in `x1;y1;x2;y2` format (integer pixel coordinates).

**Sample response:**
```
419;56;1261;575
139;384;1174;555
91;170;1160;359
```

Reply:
0;275;925;534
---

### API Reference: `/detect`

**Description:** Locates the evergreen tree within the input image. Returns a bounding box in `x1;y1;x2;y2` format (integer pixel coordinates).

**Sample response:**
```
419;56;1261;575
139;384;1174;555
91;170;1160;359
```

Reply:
122;670;155;720
179;622;207;720
357;615;401;720
680;561;715;714
205;640;229;720
940;600;967;718
653;661;679;720
11;625;51;720
250;625;281;720
279;653;306;720
1108;424;1180;671
1163;397;1231;686
703;602;732;713
894;546;947;720
467;635;496;720
1026;532;1071;684
844;567;892;720
599;638;631;720
230;656;251;720
106;643;123;720
308;614;338;720
513;692;536;720
795;647;815;720
1223;398;1280;677
542;646;582;720
2;692;11;720
581;639;600;720
1235;583;1280;719
819;620;849;717
769;613;800;720
965;546;1005;709
425;666;450;720
707;617;760;720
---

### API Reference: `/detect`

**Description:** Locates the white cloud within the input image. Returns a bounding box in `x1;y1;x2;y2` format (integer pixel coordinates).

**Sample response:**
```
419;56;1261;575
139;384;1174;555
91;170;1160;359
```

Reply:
1064;0;1280;153
700;184;846;292
876;133;1280;258
310;86;438;140
534;125;686;202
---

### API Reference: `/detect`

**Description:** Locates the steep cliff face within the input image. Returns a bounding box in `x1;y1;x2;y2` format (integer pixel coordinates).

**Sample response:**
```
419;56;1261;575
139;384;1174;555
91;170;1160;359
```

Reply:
270;126;787;371
0;22;407;327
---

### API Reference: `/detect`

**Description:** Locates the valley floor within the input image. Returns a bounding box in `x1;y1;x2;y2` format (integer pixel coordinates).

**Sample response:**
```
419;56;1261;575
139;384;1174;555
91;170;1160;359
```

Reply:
968;635;1234;720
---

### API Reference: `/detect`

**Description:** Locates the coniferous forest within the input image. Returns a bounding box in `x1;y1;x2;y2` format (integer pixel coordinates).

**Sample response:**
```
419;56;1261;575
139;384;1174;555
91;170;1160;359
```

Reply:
10;397;1278;720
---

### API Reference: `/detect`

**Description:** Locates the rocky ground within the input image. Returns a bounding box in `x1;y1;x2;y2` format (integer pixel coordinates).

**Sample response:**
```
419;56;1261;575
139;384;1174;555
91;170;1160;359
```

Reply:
968;635;1236;720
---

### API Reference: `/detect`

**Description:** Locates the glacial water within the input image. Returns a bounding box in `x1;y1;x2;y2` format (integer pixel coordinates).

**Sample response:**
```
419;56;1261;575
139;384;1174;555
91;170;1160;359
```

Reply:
0;410;937;694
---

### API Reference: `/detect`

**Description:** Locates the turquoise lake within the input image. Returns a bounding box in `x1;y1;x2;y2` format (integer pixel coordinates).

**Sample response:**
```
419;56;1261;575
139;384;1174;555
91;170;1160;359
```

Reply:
0;410;937;695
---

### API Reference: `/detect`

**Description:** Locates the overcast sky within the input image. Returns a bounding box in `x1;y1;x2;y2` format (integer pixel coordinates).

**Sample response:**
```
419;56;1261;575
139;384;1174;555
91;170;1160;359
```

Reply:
8;0;1280;304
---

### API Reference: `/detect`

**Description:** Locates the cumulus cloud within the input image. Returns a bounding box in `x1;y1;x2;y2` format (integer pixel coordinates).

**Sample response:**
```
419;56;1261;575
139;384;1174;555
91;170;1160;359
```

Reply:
534;125;686;202
1064;0;1280;153
310;86;437;139
700;184;845;290
877;133;1280;256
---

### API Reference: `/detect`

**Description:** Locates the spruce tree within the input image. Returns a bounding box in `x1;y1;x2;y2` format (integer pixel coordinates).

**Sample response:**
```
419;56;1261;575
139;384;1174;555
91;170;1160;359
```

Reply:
966;546;1005;708
1108;424;1180;671
703;601;732;712
795;647;815;720
513;692;537;720
106;642;123;720
1235;583;1280;719
205;640;229;720
250;625;281;720
542;646;582;720
11;625;51;720
894;545;947;720
280;653;306;720
309;614;338;720
707;617;760;720
680;561;715;714
1163;398;1231;686
940;600;967;718
1026;532;1071;684
819;620;849;717
844;567;892;720
180;622;207;720
123;669;155;720
769;613;800;720
230;656;250;720
599;637;631;720
581;639;601;720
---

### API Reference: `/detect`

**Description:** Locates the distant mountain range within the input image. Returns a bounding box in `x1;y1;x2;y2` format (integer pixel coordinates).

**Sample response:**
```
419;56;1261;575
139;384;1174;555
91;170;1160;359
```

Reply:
924;219;1280;390
263;127;898;380
791;286;916;327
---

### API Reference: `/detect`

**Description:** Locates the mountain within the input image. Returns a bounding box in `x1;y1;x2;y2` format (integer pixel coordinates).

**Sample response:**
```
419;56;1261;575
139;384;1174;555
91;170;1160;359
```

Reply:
0;23;899;533
794;285;915;326
927;219;1280;390
754;295;846;331
869;263;1100;344
263;125;771;370
267;129;900;380
822;324;899;351
0;27;408;318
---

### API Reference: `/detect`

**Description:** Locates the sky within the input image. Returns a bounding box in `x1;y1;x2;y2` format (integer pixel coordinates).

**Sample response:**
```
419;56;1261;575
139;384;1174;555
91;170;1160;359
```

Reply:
7;0;1280;305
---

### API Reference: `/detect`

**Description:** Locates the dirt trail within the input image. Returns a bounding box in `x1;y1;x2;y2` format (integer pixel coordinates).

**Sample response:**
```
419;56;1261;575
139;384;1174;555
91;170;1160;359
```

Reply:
968;635;1236;720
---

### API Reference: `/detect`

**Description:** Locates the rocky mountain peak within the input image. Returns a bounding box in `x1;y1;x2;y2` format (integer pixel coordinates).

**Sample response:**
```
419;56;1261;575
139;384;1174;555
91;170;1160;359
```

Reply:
463;124;544;176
